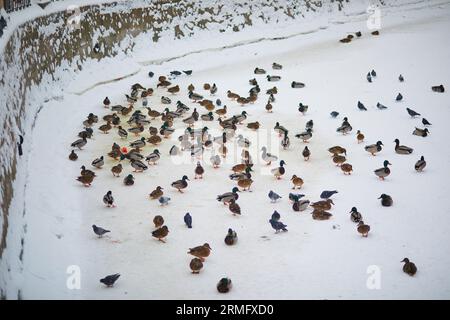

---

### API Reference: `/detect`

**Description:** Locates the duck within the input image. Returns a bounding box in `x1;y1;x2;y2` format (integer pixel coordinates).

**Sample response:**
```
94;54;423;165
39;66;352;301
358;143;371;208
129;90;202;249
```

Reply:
92;156;104;169
111;163;123;177
291;175;304;189
215;105;227;118
153;215;164;228
336;121;352;135
271;160;286;180
231;163;250;173
328;146;346;156
210;152;221;168
227;90;240;100
401;258;417;276
298;103;308;115
365;141;383;156
149;186;163;200
415;156;426;172
128;124;144;136
145;107;161;119
129;137;146;151
268;94;275;103
187;84;195;92
218;144;227;158
254;67;266;74
431;84;445;93
160;124;175;138
274;122;288;136
169;145;180;156
266;86;278;95
293;199;310;212
267;75;281;82
281;132;290;149
237;176;253;191
145;149;160;165
167;85;180;94
79;127;94;139
69;150;78;161
70;137;87;150
123;174;135;186
217;187;240;205
188;243;212;262
272;62;282;70
230;167;252;181
357;221;370;237
295;128;312;143
312;210;333;220
350;207;362;223
103;191;114;207
412;127;429;137
332;155;346;166
201;112;214;121
224;229;238;245
228;199;241;216
103;96;110;108
171;175;190;192
394;139;413;154
378;194;393;207
302;146;310;161
117;126;128;139
147;134;162;146
194;161;204;179
265;102;273;113
98;121;112;134
374;160;392;180
80;165;96;177
209;83;217;95
356;130;365;143
131;159;148;172
310;199;334;211
152;226;169;243
291;81;305;88
76;174;94;187
236;134;251;148
217;278;232;293
189;258;203;274
259;147;278;166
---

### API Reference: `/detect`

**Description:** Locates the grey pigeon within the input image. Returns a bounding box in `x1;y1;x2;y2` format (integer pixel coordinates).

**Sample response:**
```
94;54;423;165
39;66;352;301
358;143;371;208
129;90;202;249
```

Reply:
269;219;288;233
92;225;110;238
268;190;282;203
406;108;420;117
184;213;192;228
371;69;377;77
376;102;388;110
271;210;281;221
367;73;372;82
159;196;171;206
396;93;403;101
399;74;404;82
422;118;431;126
320;190;338;199
330;111;339;118
357;101;367;111
100;273;120;287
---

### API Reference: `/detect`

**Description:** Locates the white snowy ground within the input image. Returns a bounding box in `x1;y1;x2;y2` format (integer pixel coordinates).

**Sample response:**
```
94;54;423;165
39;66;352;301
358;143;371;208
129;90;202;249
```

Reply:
17;2;450;299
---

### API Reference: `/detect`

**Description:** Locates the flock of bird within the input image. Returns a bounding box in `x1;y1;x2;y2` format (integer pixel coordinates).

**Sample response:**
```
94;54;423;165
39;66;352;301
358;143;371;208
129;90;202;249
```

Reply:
68;59;446;291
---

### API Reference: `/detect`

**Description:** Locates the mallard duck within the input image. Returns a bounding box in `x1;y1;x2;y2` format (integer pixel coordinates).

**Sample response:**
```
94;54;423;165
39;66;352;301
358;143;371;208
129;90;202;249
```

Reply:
271;160;286;179
312;210;333;220
298;103;308;115
311;199;334;211
217;278;232;293
237;177;253;191
194;161;204;179
130;159;148;172
281;132;290;149
401;258;417;276
231;163;249;173
111;163;123;177
378;194;393;206
394;139;413;154
224;228;238;245
171;175;190;192
291;81;305;88
129;137;146;151
145;107;161;119
356;130;365;143
302;146;310;161
78;127;94;139
295;128;312;143
365;141;383;156
152;226;169;243
146;134;162;146
149;186;163;200
145;149;160;165
217;187;240;205
291;175;304;189
357;221;370;237
121;104;134;116
328;146;346;156
293;199;310;212
333;155;346;166
350;207;362;223
337;123;352;135
201;112;214;121
415;156;426;172
71;137;87;150
160;124;175;138
267;75;281;82
128;124;144;137
76;174;94;187
247;121;260;131
218;144;227;158
69;150;78;161
261;146;278;165
189;258;203;274
116;126;127;139
272;62;282;70
188;243;212;262
123;174;135;186
210;153;221;168
153;215;164;228
254;67;266;74
274;122;287;136
167;85;180;94
341;163;353;175
412;127;429;137
228;199;241;215
215;105;227;117
103;191;115;207
92;156;104;169
227;90;240;100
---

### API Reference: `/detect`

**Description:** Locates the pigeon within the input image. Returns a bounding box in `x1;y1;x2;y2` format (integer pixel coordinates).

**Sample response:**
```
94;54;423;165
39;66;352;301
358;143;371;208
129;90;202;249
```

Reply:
422;118;432;126
289;193;305;202
399;74;404;82
170;70;182;76
357;101;367;111
298;103;308;114
103;191;115;207
376;102;388;110
396;93;403;101
159;196;171;206
371;69;377;77
366;73;372;83
184;213;192;228
330;111;339;118
269;219;288;233
183;70;193;75
268;190;282;203
271;210;281;221
320;190;338;199
148;71;154;78
100;274;120;287
92;225;110;238
406;107;420;118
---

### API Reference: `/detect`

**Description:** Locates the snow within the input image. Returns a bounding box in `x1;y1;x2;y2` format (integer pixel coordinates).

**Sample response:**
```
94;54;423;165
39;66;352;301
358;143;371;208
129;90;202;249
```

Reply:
2;0;450;299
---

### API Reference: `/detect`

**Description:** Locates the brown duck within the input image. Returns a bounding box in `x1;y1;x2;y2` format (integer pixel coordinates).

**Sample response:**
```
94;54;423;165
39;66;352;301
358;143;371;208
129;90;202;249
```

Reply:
291;175;304;189
111;163;123;177
99;121;112;134
333;155;346;166
76;174;94;187
147;135;162;145
328;146;347;156
228;199;241;216
227;90;240;100
310;199;334;211
357;221;370;237
215;105;227;117
195;161;205;179
401;258;417;276
341;163;353;175
188;243;212;262
149;186;163;200
247;121;260;130
153;215;164;228
69;150;78;161
152;225;169;242
189;258;203;274
312;210;333;220
238;177;253;191
356;130;365;143
167;85;180;94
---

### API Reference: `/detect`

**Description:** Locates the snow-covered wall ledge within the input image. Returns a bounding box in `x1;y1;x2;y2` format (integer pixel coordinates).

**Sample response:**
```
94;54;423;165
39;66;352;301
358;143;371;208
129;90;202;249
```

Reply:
1;0;428;298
